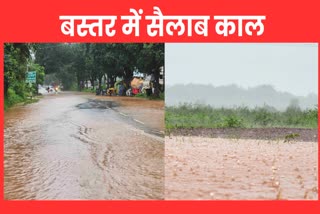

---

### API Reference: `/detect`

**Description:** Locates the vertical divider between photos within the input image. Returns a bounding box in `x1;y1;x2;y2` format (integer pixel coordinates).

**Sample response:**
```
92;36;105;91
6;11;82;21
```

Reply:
0;43;4;200
318;42;320;195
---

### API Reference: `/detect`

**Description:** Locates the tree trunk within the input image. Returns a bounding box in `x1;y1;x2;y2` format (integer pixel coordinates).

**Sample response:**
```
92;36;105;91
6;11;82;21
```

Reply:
124;67;133;90
36;83;39;95
98;76;102;89
109;77;115;88
153;68;160;98
4;79;8;97
107;77;110;89
162;67;165;92
80;80;84;91
90;79;95;90
78;80;81;91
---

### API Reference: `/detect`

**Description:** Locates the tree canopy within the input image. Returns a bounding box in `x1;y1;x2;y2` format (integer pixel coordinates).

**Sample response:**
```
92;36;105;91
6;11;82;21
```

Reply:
35;43;164;97
4;42;164;110
4;43;45;109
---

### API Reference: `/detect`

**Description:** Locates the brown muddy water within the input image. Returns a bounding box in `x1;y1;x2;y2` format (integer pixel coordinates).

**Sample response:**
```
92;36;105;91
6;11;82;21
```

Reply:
165;136;318;200
4;92;164;200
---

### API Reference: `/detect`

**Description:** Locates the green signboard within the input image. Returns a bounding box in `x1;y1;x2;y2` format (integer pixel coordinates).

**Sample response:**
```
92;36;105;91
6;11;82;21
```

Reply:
26;71;36;83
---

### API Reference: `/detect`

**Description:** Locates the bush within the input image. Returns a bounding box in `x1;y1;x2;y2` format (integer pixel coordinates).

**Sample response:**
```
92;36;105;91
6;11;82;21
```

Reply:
165;104;318;130
5;88;24;110
135;93;147;98
159;92;164;100
4;87;41;111
135;91;164;100
254;108;273;126
223;116;243;128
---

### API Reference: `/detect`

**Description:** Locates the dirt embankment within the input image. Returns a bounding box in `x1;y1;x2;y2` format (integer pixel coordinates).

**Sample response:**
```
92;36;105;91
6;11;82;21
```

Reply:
168;128;318;142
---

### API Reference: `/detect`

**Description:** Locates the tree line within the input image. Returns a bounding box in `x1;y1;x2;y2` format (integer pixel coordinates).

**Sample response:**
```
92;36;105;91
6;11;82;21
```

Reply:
4;43;164;109
35;43;164;96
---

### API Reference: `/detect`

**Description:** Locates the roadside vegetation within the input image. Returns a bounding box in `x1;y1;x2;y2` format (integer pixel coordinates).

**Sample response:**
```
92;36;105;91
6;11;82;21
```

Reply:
135;92;164;100
166;103;318;130
4;44;45;110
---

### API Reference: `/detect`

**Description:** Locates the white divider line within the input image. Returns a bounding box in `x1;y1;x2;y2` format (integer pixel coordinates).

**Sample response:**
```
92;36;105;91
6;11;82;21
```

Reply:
119;112;128;117
134;119;145;125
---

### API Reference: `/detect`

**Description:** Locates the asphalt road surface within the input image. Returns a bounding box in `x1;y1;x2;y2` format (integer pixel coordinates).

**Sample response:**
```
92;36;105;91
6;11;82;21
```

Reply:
4;91;164;200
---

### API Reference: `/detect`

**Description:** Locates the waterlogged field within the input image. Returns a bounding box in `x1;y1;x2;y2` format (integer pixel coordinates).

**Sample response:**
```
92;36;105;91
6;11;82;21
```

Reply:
165;104;318;200
166;104;318;130
165;136;318;200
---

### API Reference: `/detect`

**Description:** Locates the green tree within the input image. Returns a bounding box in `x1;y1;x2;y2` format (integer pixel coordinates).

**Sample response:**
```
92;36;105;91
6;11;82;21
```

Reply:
34;43;164;94
4;43;31;97
35;43;76;90
4;43;44;109
137;43;164;97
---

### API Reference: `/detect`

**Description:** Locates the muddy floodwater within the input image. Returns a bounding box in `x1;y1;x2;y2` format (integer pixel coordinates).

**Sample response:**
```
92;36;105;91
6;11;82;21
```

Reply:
165;136;318;200
4;92;164;200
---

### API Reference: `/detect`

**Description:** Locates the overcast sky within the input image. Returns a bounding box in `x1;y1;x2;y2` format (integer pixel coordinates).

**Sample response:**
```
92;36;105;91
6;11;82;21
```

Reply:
165;43;318;96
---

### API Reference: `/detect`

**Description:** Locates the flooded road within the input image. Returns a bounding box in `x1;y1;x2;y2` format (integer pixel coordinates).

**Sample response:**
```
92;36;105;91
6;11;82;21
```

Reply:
4;92;164;200
165;136;318;200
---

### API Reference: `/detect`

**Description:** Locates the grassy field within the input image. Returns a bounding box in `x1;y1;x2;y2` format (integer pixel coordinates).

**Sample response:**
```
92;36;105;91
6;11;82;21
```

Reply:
166;104;318;130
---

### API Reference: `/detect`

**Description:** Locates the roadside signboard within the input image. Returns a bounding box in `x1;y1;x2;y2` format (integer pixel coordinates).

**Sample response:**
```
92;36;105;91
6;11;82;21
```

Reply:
26;71;36;83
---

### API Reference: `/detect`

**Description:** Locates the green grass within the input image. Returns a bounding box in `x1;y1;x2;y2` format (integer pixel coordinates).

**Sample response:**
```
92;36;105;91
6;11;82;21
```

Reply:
135;92;164;100
4;88;40;111
82;88;95;93
166;104;318;130
135;93;147;98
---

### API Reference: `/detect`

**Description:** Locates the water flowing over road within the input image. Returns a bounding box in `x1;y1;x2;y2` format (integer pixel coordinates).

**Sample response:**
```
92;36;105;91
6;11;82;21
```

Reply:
4;92;164;200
